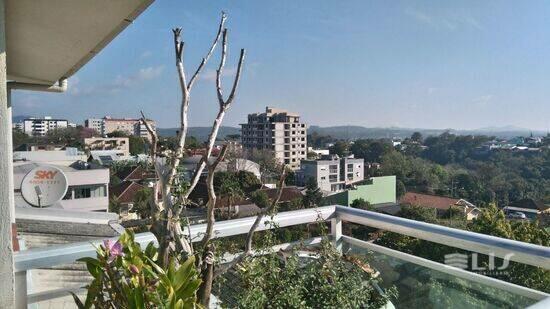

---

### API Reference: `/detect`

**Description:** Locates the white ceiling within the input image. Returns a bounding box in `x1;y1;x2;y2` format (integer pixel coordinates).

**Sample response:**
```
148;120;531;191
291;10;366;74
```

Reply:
6;0;154;85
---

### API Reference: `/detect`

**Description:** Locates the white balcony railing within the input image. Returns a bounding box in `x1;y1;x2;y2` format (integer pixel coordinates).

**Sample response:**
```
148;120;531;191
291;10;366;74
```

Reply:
13;205;550;308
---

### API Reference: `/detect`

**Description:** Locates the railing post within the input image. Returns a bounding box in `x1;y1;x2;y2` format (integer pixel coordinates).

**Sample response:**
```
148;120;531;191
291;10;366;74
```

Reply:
331;217;342;252
15;271;28;309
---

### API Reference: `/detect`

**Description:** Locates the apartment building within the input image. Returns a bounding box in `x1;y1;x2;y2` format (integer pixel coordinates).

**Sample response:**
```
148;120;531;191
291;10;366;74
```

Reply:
241;107;307;169
84;118;104;135
84;116;156;141
297;154;364;192
21;116;68;136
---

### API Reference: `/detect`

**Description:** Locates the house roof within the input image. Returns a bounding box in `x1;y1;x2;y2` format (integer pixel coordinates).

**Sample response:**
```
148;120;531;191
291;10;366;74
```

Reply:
508;199;549;211
115;165;155;182
110;181;146;204
258;186;304;203
399;192;461;210
7;0;154;85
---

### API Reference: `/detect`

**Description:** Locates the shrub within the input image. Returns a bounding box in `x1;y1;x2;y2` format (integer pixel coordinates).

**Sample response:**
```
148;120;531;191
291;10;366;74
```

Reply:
73;231;202;308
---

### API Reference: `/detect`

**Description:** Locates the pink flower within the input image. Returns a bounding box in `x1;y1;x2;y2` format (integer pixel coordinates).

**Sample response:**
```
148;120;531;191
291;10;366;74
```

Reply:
102;239;124;262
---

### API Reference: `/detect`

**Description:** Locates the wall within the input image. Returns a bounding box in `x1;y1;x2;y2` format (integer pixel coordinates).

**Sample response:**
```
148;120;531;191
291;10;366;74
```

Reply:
324;176;396;206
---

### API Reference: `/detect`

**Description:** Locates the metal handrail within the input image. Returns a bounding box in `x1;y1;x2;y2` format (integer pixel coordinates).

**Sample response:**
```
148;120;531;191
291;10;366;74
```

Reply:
336;205;550;269
15;205;550;271
13;205;550;307
14;206;335;272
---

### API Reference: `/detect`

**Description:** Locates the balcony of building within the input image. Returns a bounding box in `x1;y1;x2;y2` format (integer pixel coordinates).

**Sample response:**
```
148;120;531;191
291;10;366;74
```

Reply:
13;205;550;308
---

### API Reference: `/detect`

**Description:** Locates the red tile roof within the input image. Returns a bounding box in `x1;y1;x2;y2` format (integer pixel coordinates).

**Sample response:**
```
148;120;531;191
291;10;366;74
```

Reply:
399;192;460;210
110;181;146;204
258;187;303;203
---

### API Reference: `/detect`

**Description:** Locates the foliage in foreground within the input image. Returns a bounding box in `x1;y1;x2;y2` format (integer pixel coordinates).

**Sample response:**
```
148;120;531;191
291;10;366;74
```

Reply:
235;239;396;308
72;231;202;309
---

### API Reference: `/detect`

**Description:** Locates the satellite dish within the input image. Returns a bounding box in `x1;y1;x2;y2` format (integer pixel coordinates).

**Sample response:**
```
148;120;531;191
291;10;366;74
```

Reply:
21;165;68;208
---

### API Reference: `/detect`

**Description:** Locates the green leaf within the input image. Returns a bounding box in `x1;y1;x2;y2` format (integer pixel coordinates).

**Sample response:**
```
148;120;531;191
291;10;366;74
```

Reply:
133;286;146;309
173;256;195;291
69;292;85;309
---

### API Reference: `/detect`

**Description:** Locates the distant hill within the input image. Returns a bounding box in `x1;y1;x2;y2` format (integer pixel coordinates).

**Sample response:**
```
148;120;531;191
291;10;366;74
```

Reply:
308;125;546;140
12;115;32;123
158;126;240;141
149;124;547;141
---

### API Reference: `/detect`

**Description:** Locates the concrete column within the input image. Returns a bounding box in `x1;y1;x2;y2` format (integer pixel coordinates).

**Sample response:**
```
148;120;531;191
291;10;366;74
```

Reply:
0;0;16;307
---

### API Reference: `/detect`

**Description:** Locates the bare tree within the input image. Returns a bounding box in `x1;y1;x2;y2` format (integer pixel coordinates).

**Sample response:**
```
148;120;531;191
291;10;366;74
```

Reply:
140;12;290;307
140;12;234;267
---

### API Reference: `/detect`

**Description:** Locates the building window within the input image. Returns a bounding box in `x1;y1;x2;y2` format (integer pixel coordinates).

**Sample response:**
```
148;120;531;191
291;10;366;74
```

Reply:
73;185;106;199
347;173;354;180
329;174;338;183
347;164;354;172
74;187;91;199
329;165;338;173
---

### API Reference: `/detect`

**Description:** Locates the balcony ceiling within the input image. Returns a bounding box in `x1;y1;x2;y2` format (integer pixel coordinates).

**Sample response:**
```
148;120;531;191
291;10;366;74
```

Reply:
6;0;154;85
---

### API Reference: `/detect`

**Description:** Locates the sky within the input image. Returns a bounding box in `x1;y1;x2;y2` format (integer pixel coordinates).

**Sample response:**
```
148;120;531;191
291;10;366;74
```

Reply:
12;0;550;131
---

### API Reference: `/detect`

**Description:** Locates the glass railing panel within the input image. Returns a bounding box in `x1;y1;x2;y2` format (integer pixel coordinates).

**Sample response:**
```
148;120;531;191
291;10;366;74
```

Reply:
342;238;545;309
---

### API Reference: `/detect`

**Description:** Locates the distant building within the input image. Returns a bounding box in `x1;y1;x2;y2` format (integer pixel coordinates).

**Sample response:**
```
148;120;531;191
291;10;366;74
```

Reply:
13;161;110;212
503;199;550;220
399;192;480;220
12;122;24;131
85;116;156;141
297;154;364;192
241;107;307;170
84;118;104;135
307;147;329;157
84;137;130;156
13;148;88;166
22;116;68;136
323;176;397;207
110;181;147;218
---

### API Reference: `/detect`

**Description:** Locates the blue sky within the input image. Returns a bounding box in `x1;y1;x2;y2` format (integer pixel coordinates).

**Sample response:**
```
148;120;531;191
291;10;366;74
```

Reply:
12;1;550;130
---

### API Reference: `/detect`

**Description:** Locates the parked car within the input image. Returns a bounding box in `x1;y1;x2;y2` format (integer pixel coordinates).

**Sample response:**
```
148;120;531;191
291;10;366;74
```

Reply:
507;212;527;220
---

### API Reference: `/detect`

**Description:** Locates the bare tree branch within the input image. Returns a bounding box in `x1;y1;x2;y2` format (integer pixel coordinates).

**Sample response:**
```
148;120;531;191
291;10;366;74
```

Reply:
225;49;245;106
188;12;227;91
140;111;158;159
140;111;161;211
182;34;246;203
201;144;229;247
215;29;228;107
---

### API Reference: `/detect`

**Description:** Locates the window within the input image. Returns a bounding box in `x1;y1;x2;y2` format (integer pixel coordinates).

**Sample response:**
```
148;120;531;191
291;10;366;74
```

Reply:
74;187;91;199
347;173;354;180
347;164;354;172
329;164;338;173
329;174;338;183
73;185;106;199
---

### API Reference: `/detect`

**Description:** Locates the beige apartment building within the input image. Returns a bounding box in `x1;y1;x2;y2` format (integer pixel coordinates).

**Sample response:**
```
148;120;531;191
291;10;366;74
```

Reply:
85;116;156;141
241;107;307;169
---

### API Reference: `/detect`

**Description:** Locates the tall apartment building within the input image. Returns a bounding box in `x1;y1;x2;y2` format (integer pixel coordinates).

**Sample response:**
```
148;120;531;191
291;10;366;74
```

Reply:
241;107;307;169
84;118;104;135
84;116;156;141
22;116;68;136
297;154;364;192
